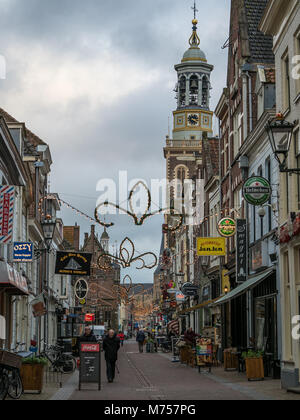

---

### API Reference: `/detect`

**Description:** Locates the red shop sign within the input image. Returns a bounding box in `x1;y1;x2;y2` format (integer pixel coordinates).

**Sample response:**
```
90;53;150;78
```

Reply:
85;313;95;322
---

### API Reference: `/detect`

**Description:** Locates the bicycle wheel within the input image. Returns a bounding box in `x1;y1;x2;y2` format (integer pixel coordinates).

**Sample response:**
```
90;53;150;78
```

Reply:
0;370;8;400
61;356;76;374
7;369;23;400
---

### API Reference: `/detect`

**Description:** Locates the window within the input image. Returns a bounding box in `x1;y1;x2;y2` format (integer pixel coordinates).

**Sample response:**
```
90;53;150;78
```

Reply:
282;51;291;112
295;130;300;209
294;27;300;95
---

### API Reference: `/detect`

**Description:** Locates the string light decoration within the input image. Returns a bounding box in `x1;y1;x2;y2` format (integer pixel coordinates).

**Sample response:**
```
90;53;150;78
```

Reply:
38;194;98;224
97;237;157;271
95;181;183;232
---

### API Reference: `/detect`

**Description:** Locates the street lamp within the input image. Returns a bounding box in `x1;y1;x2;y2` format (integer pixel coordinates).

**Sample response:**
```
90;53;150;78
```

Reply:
41;218;56;251
266;114;298;173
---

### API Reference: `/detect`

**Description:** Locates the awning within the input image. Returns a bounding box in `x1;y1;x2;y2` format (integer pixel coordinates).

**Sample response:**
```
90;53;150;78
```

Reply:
179;297;221;315
0;261;29;295
214;267;275;306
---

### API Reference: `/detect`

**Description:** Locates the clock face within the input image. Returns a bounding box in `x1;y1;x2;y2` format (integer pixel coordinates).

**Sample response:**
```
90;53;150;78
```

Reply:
187;113;199;126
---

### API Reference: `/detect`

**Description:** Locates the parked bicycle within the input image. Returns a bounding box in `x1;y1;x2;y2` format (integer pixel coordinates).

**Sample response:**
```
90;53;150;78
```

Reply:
0;342;25;400
39;341;76;374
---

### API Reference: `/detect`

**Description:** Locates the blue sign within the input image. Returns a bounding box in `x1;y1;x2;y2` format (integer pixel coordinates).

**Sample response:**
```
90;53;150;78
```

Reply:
13;242;34;262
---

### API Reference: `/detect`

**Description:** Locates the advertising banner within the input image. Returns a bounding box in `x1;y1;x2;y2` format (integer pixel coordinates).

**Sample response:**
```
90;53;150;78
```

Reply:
0;186;15;244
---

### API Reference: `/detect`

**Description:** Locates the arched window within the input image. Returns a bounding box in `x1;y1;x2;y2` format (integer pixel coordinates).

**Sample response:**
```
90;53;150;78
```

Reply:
175;165;188;200
202;76;208;107
179;76;186;107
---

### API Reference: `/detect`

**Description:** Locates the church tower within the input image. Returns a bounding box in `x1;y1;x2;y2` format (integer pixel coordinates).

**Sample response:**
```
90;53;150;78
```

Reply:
173;14;214;141
164;6;214;193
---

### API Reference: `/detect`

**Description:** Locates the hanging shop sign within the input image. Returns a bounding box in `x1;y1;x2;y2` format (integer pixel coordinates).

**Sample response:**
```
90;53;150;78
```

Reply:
0;186;15;244
31;294;47;318
217;218;236;238
236;219;247;283
197;238;226;256
181;282;199;297
176;292;186;302
13;242;34;262
55;252;92;276
75;278;89;300
243;177;272;206
85;313;95;322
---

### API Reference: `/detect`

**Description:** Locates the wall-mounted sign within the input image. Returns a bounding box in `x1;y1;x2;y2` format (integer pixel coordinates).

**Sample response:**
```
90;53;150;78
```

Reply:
55;252;92;276
0;186;15;244
243;177;272;206
75;278;89;300
13;242;34;262
236;219;247;283
217;218;236;238
197;238;226;256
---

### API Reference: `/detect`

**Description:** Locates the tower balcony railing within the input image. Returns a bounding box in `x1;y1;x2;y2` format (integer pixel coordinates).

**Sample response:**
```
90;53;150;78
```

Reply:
166;138;201;148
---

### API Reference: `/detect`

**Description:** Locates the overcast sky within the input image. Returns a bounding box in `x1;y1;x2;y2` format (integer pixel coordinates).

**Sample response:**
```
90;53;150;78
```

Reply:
0;0;230;284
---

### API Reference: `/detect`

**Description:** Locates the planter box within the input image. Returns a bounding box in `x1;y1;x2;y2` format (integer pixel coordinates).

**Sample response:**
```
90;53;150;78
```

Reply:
224;351;238;371
20;364;44;393
245;357;264;381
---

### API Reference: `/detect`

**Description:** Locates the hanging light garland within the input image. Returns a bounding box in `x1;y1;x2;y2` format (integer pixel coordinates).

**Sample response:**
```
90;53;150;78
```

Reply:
97;237;157;271
95;181;183;232
38;194;98;224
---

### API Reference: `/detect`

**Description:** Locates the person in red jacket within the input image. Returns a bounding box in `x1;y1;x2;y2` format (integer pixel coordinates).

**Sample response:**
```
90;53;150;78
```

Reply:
117;331;125;347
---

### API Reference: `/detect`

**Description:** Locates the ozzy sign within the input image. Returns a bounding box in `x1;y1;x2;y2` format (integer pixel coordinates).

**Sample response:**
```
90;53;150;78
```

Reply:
13;242;34;262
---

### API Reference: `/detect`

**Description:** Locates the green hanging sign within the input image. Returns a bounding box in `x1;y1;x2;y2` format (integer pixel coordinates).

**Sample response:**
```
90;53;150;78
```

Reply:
243;177;272;206
217;217;236;238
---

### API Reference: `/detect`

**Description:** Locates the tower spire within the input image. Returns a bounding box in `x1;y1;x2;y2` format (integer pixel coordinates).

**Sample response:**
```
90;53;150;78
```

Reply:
189;1;200;48
191;0;198;20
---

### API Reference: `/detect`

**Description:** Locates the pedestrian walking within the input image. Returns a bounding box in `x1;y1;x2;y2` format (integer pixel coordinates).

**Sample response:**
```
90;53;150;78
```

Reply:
76;326;97;354
117;331;125;347
103;329;120;383
136;328;146;353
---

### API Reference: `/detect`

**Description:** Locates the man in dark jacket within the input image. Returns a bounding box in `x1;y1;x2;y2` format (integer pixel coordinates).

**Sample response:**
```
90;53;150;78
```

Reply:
103;329;120;383
76;326;97;354
136;329;146;353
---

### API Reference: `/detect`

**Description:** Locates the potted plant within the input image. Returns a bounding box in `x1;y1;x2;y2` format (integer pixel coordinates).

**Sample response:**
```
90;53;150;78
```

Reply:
20;356;48;394
242;350;264;381
146;337;154;353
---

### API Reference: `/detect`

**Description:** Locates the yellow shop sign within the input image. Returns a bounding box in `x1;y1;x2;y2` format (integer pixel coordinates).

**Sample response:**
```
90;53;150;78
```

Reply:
197;238;226;256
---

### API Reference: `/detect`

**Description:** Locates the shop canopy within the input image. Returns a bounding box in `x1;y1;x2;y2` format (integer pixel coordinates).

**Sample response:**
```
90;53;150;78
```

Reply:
213;267;275;306
0;261;29;295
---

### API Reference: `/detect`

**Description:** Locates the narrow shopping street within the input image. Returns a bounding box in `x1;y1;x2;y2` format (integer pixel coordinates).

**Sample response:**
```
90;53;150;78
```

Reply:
49;340;298;401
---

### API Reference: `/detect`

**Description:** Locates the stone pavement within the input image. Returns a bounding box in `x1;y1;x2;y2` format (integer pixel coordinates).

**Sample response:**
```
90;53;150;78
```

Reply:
11;340;300;400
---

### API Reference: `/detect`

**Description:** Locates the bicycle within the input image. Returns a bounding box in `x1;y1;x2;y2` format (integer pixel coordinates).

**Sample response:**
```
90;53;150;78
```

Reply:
39;341;76;374
0;342;25;400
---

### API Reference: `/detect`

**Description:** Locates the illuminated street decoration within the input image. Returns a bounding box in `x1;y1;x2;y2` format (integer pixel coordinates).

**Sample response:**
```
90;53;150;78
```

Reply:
95;181;183;232
97;237;157;271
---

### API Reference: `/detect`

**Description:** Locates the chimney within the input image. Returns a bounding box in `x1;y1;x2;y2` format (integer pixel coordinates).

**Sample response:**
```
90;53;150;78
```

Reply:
91;225;95;235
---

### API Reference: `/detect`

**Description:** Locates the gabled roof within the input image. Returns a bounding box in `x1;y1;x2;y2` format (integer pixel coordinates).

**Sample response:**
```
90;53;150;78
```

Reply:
244;0;274;64
0;107;47;147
